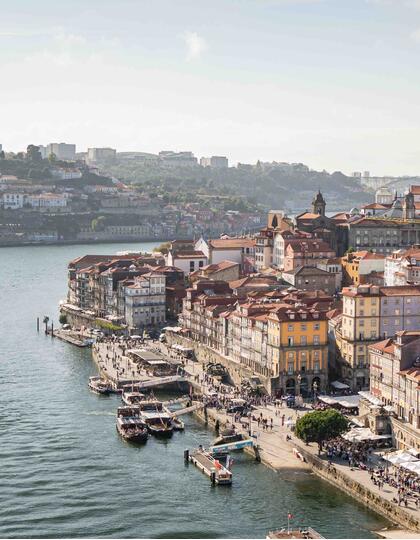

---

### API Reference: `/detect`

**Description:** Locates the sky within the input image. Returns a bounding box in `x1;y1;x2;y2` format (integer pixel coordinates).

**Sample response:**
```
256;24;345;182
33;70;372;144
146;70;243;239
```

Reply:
1;0;420;175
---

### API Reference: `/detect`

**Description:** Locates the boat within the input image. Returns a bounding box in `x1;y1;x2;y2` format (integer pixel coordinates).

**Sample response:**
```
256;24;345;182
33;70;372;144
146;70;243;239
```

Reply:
116;407;148;443
213;428;247;447
138;400;173;437
122;390;145;406
267;527;324;539
172;417;185;431
88;376;112;395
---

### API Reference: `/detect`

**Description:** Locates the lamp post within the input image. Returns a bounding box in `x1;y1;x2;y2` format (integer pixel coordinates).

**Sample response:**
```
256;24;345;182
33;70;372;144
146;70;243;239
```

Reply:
297;374;302;407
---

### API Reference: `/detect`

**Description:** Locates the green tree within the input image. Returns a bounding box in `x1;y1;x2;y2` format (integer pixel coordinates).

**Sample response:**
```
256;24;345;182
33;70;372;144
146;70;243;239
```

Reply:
295;409;349;452
154;241;171;254
59;313;68;325
26;144;42;162
48;152;57;163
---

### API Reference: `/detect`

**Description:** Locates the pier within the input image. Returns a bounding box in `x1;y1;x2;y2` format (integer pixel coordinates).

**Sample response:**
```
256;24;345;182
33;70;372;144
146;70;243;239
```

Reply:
187;448;233;485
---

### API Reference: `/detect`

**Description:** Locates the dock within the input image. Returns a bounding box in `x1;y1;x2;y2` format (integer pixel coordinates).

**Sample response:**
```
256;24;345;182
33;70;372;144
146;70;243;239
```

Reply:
187;448;232;485
52;329;93;348
135;374;187;390
171;402;204;417
210;437;255;455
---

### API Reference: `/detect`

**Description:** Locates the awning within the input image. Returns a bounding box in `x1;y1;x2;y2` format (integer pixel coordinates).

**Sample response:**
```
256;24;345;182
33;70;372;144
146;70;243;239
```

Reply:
318;394;360;408
342;427;391;442
358;391;383;406
400;461;420;475
384;451;420;465
331;380;350;390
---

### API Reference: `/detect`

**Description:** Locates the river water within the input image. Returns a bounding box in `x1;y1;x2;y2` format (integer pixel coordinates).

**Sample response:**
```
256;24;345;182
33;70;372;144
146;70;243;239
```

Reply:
0;242;389;538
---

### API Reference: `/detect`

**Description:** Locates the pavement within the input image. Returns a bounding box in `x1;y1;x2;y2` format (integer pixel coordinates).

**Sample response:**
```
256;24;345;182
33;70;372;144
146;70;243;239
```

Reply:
94;338;420;520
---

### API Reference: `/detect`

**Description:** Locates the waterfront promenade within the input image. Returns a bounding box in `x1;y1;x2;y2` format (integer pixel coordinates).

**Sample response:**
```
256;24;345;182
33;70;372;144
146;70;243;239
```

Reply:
92;337;420;532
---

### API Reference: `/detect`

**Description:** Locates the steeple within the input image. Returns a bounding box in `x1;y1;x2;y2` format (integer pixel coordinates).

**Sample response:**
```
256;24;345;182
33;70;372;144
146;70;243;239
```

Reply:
312;190;326;216
403;191;415;220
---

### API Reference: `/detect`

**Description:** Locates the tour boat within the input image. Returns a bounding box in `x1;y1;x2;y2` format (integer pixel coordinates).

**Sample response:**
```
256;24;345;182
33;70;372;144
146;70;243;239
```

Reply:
116;407;148;443
88;376;112;395
121;391;145;406
138;400;174;437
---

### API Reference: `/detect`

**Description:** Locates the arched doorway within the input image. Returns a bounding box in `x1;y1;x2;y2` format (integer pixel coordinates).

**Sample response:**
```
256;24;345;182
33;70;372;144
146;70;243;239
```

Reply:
285;378;296;396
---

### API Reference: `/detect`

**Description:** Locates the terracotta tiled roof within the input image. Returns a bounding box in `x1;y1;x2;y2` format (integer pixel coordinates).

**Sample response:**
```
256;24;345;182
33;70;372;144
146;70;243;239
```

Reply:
209;238;255;249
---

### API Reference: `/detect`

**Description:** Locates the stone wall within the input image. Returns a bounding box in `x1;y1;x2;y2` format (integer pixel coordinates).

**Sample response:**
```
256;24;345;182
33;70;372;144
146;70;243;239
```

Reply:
165;331;255;387
294;443;420;533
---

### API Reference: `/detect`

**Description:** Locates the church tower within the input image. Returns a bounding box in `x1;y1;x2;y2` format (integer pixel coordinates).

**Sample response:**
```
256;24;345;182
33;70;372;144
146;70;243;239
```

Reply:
312;190;326;216
403;192;415;220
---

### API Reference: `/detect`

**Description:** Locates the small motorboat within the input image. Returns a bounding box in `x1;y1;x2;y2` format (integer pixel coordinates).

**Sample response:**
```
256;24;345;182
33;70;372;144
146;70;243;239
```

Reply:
88;376;112;395
116;407;148;443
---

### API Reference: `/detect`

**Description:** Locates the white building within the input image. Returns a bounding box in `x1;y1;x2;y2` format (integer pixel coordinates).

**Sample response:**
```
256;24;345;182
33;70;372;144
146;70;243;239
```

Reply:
166;249;207;274
46;143;76;160
385;248;420;286
51;168;82;180
195;237;255;266
375;187;393;205
26;193;67;209
87;147;116;164
200;156;228;168
3;193;25;209
123;273;166;328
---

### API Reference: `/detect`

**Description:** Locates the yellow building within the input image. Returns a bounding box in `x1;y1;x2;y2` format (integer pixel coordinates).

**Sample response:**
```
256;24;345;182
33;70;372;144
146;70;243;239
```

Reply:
267;305;328;396
341;250;385;286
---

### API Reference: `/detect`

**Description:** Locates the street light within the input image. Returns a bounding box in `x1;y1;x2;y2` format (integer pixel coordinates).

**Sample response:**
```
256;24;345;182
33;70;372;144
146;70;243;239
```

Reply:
297;374;302;407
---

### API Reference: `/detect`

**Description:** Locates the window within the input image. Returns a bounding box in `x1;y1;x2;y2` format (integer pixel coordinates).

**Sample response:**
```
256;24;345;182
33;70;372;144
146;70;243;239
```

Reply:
359;320;365;327
314;361;320;373
199;260;204;268
190;261;195;271
300;335;307;346
288;362;294;375
314;335;320;345
288;337;294;346
288;324;293;332
301;324;307;331
314;323;320;330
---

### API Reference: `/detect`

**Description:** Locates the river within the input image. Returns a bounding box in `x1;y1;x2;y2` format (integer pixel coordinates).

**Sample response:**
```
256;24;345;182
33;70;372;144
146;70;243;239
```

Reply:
0;242;389;538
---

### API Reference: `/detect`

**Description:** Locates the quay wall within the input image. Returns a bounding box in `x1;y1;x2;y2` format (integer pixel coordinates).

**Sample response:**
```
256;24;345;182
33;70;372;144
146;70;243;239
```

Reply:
60;305;127;335
293;444;420;533
165;332;264;388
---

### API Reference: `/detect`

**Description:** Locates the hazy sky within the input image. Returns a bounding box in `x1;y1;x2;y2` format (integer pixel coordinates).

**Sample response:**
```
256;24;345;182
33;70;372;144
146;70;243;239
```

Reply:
2;0;420;175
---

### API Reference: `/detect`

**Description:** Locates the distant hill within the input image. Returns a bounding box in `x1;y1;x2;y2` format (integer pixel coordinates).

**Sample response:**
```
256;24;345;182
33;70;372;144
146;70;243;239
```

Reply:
102;159;372;211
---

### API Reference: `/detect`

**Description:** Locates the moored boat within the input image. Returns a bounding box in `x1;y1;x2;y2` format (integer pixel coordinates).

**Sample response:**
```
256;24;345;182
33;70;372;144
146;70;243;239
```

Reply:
122;391;145;406
116;406;148;443
88;376;112;395
138;400;174;437
267;527;324;539
172;417;185;431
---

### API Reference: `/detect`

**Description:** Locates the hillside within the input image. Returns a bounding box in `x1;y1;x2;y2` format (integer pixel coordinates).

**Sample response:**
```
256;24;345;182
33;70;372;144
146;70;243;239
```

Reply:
102;159;372;211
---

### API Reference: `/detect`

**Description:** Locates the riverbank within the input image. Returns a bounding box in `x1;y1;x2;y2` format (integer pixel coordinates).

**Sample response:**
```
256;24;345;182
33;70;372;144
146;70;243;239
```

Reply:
92;336;420;533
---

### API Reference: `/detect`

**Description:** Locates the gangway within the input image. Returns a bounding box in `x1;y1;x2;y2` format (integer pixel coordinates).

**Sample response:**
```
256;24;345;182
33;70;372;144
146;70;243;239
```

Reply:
171;402;204;417
135;375;187;390
210;438;255;454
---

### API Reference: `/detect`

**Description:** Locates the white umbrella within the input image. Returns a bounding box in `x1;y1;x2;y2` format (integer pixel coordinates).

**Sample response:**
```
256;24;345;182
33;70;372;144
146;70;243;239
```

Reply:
400;461;420;474
387;452;419;465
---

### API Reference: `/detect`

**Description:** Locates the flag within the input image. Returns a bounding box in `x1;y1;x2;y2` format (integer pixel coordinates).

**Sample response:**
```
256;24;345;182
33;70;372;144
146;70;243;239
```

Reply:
288;513;293;520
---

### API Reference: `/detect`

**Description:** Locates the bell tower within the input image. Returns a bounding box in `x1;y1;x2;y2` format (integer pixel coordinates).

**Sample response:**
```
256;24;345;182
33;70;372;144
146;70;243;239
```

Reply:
312;190;326;216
